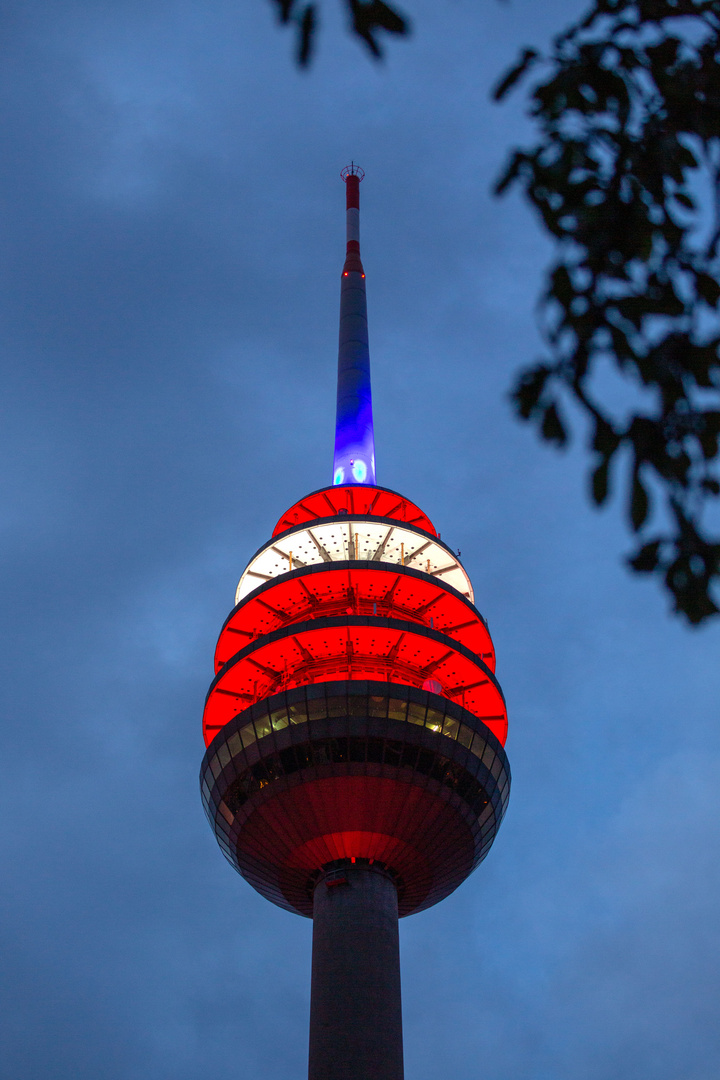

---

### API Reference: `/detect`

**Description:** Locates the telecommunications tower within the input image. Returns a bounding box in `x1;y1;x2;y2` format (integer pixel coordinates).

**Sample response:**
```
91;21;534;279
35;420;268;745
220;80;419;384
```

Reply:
200;167;510;1080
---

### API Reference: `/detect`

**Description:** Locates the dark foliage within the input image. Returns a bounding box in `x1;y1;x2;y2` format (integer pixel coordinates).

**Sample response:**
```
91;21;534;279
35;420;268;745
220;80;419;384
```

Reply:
494;0;720;624
271;0;409;64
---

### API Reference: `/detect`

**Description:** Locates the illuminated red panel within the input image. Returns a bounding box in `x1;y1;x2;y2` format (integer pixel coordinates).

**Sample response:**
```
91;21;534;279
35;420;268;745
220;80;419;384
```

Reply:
215;565;494;673
203;620;506;746
273;485;436;537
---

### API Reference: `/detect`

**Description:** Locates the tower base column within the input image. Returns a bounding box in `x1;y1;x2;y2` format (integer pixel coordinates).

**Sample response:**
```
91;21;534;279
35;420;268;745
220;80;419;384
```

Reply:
309;864;404;1080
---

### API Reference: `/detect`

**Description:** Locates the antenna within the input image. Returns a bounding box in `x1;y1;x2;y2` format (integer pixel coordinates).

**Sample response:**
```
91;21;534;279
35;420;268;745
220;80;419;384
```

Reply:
333;164;376;486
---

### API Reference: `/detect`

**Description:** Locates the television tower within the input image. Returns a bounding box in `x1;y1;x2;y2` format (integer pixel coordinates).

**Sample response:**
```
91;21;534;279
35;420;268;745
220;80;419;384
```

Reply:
200;166;510;1080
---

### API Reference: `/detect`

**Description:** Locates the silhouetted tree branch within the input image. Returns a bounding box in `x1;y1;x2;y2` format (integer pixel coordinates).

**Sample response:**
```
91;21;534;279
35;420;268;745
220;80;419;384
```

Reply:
271;0;409;64
494;0;720;623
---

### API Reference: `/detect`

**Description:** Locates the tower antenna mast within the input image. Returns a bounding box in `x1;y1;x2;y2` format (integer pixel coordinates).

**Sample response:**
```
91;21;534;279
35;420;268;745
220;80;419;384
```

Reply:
333;163;375;486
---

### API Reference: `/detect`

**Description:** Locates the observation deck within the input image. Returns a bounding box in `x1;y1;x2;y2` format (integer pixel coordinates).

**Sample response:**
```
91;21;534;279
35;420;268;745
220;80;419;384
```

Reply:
200;484;510;917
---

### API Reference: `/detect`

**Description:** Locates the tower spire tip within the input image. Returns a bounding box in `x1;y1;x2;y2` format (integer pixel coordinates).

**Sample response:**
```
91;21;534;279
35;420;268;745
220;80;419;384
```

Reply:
333;164;375;486
341;163;365;182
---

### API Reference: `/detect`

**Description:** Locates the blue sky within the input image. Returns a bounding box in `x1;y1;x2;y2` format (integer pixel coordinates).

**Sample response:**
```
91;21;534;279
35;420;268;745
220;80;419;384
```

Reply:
1;2;719;1078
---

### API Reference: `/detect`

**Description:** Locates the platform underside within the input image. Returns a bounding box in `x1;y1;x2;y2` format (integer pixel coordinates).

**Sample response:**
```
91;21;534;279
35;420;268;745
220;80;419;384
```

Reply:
200;682;510;917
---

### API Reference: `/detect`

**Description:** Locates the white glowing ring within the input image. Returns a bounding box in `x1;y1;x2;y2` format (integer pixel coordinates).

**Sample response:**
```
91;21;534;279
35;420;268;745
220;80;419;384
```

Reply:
236;519;473;604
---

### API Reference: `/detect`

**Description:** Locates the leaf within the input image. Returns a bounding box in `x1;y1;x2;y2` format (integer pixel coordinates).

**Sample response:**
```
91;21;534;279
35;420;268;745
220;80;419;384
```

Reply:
703;412;720;435
673;192;694;210
366;0;406;33
666;557;720;624
646;36;680;72
628;540;661;573
699;430;719;459
630;470;650;531
494;151;526;197
592;417;620;457
591;457;610;504
487;0;720;623
349;0;408;57
685;595;720;624
512;364;551;419
541;402;568;445
549;263;574;307
297;4;316;66
273;0;297;24
696;273;720;307
699;411;720;459
676;143;699;170
492;48;539;102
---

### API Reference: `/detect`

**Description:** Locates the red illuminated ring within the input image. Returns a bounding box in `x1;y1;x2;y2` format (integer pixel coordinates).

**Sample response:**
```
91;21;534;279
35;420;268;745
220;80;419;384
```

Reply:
203;615;507;746
273;485;436;538
214;562;495;674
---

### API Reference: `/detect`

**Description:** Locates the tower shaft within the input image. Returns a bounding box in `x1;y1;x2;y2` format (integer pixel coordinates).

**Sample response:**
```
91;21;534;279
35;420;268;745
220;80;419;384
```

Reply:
309;865;404;1080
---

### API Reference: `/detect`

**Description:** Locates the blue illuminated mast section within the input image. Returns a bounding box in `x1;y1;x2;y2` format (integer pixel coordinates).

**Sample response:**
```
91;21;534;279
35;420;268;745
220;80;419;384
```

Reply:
333;164;376;487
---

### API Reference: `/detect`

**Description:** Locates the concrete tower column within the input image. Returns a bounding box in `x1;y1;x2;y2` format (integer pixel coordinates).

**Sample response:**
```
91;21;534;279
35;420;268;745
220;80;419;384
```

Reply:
308;865;404;1080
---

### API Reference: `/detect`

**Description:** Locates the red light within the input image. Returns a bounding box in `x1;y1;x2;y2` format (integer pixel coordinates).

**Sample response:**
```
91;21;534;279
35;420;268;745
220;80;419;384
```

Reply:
216;566;493;670
326;875;348;888
272;485;437;537
343;272;348;276
361;274;365;278
204;619;506;745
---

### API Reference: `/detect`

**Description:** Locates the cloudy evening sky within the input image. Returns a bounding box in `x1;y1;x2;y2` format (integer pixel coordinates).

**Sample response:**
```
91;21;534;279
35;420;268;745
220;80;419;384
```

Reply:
1;2;719;1078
